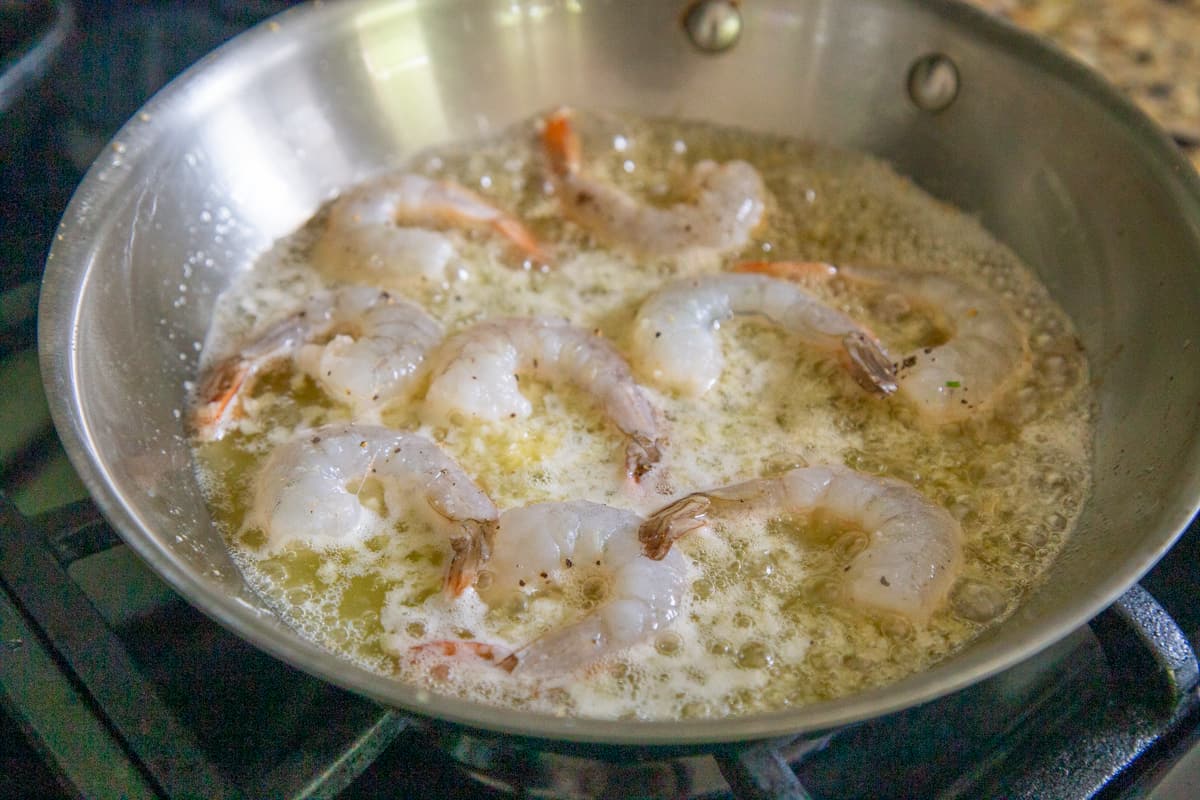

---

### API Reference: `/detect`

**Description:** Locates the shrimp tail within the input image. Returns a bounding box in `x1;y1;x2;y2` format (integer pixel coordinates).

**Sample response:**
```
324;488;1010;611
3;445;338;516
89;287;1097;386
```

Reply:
192;356;252;440
411;640;517;673
625;433;663;481
734;260;838;281
639;493;711;560
541;107;581;177
733;260;898;394
444;518;497;597
842;332;898;395
489;215;549;264
504;616;610;676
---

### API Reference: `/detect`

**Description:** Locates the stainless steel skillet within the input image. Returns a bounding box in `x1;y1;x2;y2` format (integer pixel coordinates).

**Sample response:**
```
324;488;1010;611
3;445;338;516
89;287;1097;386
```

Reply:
38;0;1200;754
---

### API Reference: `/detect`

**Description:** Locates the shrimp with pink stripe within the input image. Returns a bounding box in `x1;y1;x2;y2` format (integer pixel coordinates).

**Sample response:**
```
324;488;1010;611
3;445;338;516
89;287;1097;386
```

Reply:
541;107;766;260
630;272;897;398
313;172;547;283
478;500;689;675
423;317;664;480
639;465;963;621
737;261;1030;423
248;423;498;597
192;286;441;440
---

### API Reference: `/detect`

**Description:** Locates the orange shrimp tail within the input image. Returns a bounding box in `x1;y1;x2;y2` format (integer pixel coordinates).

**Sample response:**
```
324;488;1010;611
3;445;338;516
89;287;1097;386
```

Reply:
490;216;550;265
443;519;496;598
191;357;249;439
444;540;478;598
733;260;839;281
411;640;517;673
541;107;581;177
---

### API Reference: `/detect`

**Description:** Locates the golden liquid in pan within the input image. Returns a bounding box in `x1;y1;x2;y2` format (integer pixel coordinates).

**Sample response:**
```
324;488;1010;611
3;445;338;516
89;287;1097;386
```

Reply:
194;112;1092;720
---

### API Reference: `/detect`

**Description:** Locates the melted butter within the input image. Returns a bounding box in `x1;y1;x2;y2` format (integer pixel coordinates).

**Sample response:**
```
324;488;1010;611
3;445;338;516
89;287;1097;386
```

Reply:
193;111;1093;720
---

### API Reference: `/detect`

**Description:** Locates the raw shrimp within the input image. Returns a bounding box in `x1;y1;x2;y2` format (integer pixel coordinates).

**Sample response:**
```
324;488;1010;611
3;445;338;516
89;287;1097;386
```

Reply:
193;286;442;439
630;273;897;397
424;318;663;479
312;172;546;281
247;424;497;596
738;261;1030;422
639;466;962;621
541;108;767;259
477;501;689;674
409;640;515;672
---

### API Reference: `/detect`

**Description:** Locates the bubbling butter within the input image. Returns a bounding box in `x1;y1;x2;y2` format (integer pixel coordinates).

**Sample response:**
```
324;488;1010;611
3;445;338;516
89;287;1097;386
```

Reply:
193;111;1092;720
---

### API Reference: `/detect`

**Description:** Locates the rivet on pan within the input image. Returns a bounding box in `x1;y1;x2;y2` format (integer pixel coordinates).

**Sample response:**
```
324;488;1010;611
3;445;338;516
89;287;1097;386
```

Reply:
907;53;960;113
683;0;743;54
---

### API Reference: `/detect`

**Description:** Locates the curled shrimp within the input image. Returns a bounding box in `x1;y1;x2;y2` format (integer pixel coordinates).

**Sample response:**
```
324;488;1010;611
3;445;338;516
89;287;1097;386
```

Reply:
424;318;663;480
639;466;963;621
247;424;498;596
192;286;442;440
312;172;547;281
541;108;767;259
738;261;1030;422
630;273;897;397
477;501;689;675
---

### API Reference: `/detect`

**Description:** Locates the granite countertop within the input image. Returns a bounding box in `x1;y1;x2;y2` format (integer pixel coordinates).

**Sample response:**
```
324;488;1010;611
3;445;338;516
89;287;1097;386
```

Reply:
964;0;1200;171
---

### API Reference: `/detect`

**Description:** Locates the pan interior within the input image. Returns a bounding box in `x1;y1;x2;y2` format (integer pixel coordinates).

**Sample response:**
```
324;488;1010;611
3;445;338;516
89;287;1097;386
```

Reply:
39;0;1200;745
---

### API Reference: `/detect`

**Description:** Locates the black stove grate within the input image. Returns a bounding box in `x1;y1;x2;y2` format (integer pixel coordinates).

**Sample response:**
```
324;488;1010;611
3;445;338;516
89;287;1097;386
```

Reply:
0;494;412;799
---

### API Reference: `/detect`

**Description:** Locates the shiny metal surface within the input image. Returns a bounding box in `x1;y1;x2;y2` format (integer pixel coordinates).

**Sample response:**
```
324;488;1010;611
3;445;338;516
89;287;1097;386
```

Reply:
38;0;1200;748
682;0;743;53
906;52;960;112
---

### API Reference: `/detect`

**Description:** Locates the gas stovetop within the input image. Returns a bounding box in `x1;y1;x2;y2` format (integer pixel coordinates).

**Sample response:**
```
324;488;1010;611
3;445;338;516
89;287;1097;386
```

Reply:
4;2;1200;798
